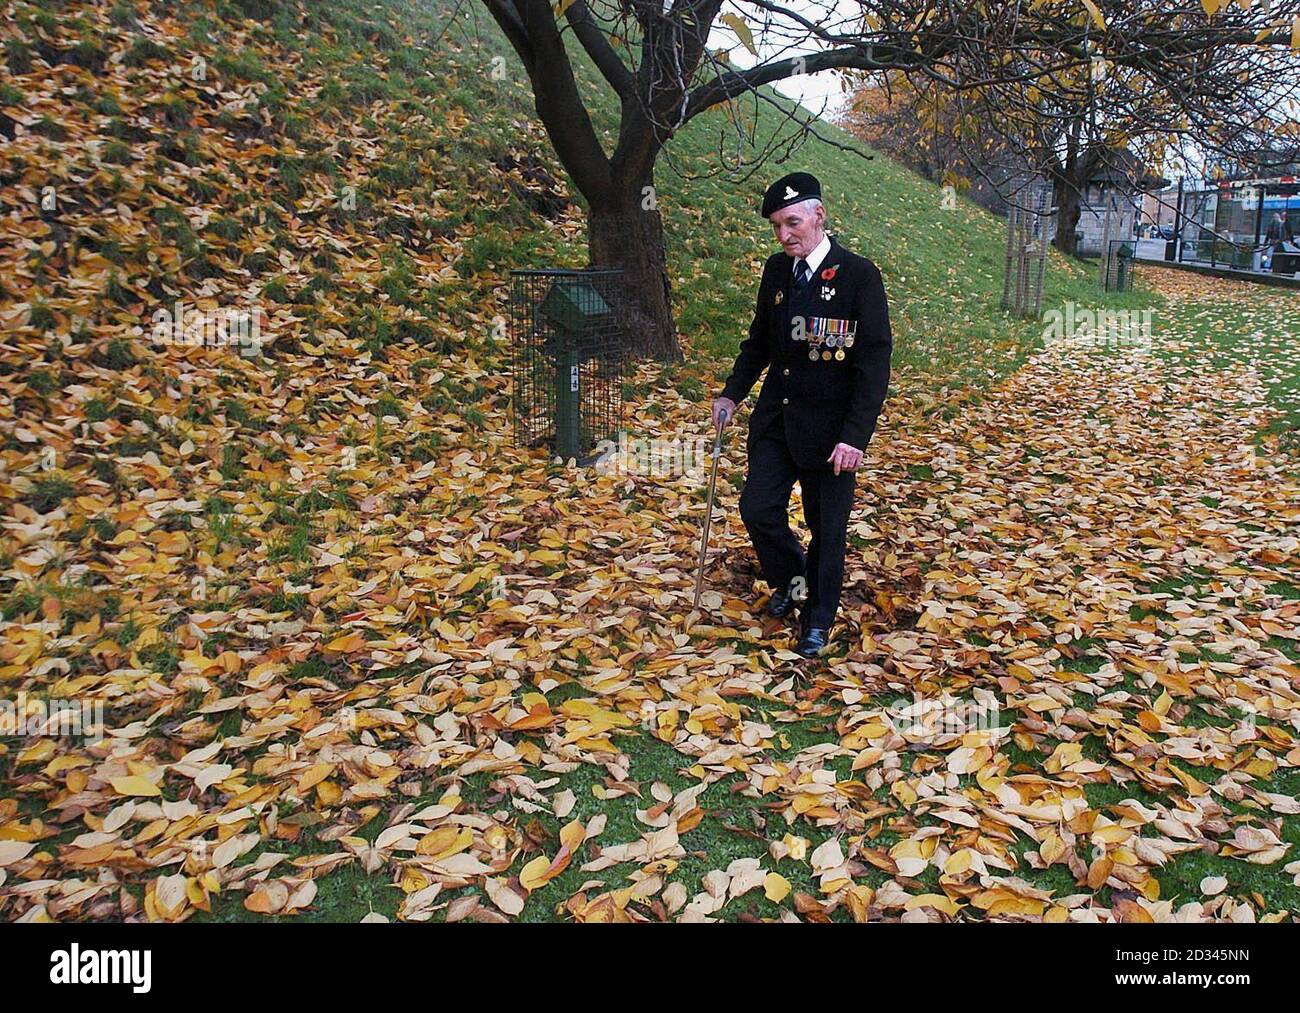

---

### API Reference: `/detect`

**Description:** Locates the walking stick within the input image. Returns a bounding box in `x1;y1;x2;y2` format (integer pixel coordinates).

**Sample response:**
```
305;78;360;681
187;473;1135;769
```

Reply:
693;407;729;610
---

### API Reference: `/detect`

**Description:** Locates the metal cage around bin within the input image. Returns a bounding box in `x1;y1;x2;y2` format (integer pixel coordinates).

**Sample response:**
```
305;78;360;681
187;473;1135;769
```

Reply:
1104;239;1136;291
509;268;629;464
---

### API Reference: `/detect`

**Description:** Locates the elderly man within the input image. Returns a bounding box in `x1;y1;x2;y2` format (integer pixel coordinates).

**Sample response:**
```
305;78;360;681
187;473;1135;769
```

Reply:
711;172;893;658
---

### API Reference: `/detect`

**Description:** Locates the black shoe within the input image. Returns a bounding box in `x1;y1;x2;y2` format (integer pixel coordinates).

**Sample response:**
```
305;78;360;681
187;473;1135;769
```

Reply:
795;626;830;658
765;578;800;618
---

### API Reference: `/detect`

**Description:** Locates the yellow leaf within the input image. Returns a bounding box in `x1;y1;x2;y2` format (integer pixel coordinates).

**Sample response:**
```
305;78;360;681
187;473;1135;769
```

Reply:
851;747;884;770
453;569;482;594
764;872;792;903
519;854;554;892
792;793;823;814
1040;832;1068;866
417;826;472;859
1087;856;1114;889
1079;0;1107;30
323;631;366;653
904;893;961;916
245;880;289;914
1092;824;1132;845
891;779;917;805
1045;741;1083;773
111;775;161;797
720;13;757;56
186;877;208;908
987;894;1046;917
295;762;335;792
1169;764;1209;796
1136;710;1163;732
44;754;90;775
315;780;342;806
17;740;56;765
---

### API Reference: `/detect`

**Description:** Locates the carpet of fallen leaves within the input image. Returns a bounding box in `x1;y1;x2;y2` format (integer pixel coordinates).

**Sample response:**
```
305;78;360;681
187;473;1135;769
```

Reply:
4;257;1299;922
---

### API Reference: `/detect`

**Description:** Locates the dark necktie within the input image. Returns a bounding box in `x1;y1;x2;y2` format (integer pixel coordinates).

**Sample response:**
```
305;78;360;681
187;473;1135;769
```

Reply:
793;259;810;292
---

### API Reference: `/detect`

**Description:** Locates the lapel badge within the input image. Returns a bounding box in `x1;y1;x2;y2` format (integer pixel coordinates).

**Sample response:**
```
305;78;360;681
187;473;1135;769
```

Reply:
774;289;784;304
820;286;835;300
820;265;838;281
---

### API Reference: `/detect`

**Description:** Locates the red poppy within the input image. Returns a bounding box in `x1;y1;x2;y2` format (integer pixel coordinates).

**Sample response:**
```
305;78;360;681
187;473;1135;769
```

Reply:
820;265;838;280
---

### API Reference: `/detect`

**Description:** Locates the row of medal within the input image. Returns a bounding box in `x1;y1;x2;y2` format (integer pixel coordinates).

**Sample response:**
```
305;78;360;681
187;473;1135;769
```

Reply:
807;336;853;360
803;318;856;361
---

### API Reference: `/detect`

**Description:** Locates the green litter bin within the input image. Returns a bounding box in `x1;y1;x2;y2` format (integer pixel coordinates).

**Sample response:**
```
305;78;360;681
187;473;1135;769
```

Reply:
509;269;628;465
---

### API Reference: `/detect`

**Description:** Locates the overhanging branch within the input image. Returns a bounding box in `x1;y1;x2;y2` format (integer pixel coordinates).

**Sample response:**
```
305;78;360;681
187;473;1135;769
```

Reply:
683;44;913;122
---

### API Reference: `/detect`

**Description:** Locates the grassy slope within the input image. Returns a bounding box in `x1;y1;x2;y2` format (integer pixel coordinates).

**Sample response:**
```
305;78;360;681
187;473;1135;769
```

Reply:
1;0;1159;402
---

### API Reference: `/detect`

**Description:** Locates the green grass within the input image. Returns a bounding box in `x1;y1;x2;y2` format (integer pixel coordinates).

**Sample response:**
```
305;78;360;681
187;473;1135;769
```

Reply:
189;732;846;924
1035;280;1300;916
1146;282;1300;452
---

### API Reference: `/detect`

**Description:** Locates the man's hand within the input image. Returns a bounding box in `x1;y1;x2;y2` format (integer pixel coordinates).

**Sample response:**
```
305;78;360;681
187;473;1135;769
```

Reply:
828;442;863;475
712;396;737;430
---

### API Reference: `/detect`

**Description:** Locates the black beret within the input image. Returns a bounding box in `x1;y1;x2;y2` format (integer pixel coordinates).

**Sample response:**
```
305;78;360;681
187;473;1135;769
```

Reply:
760;172;822;218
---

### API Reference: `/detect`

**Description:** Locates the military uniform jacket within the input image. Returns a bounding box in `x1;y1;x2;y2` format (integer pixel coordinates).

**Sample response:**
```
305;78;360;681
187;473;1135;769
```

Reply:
719;235;892;470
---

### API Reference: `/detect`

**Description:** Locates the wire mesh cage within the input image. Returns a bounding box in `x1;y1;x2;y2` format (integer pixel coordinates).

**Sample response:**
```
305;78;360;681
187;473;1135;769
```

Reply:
1104;239;1136;291
509;268;629;464
1001;175;1053;318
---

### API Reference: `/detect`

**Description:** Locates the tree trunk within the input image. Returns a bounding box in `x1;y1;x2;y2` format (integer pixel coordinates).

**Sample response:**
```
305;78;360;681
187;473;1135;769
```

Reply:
588;202;681;362
1054;179;1084;257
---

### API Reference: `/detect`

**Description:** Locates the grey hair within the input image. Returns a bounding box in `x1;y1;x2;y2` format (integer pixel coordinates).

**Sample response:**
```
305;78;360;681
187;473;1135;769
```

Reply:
794;197;824;217
781;197;828;230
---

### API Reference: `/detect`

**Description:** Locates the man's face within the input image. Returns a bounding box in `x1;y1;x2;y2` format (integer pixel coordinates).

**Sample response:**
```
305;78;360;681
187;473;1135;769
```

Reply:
770;201;825;259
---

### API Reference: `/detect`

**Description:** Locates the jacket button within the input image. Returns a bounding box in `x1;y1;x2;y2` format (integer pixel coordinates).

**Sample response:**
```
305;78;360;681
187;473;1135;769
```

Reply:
782;398;789;405
782;368;790;376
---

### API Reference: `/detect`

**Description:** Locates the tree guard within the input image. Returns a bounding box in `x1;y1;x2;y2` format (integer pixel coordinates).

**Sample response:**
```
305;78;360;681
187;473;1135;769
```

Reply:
1001;176;1051;318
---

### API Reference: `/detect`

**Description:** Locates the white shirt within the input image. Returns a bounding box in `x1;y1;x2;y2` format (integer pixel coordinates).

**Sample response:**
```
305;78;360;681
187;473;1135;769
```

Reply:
792;233;832;280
